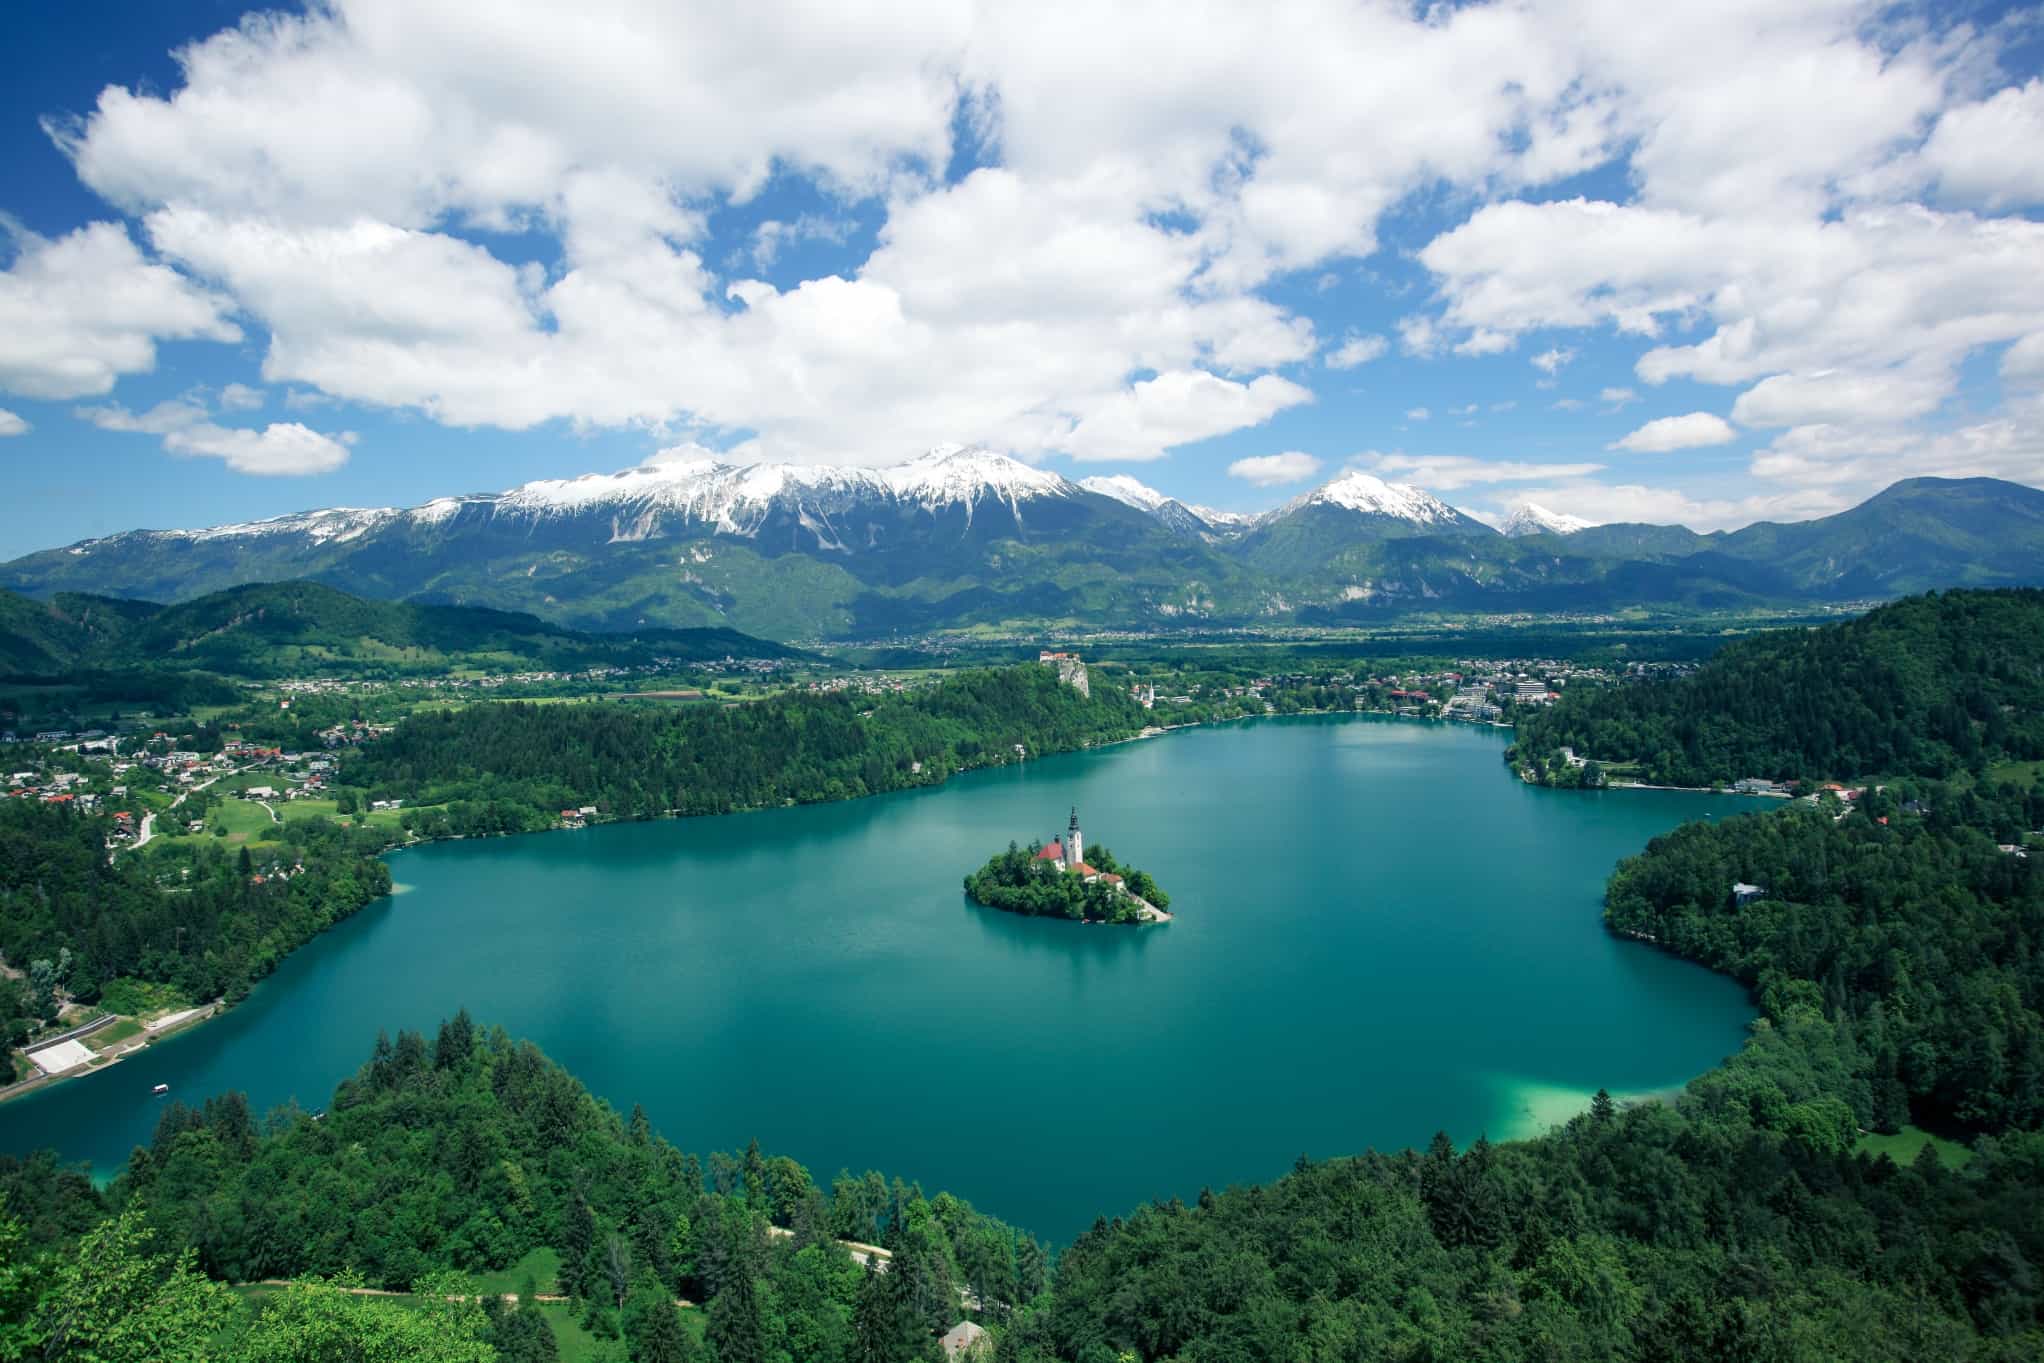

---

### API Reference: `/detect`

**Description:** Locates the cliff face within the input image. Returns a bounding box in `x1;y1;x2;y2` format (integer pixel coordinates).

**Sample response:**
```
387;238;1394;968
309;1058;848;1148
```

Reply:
1052;657;1091;697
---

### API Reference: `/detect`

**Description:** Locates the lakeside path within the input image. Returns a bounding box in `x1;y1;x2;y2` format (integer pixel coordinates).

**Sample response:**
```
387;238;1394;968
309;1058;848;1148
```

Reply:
0;1002;220;1106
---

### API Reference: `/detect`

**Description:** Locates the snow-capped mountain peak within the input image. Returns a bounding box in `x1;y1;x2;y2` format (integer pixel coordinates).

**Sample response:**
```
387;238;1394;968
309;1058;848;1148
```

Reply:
1295;471;1462;526
1502;502;1597;536
880;445;1072;508
1078;474;1175;513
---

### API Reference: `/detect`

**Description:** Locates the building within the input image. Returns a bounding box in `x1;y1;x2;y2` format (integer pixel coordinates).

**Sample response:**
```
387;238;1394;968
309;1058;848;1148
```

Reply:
939;1321;989;1360
1732;882;1766;906
1032;807;1087;872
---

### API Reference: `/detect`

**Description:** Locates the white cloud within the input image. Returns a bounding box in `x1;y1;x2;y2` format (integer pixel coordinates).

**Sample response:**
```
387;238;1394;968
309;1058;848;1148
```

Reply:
1396;314;1442;357
1530;346;1576;375
0;221;238;400
1750;398;2044;491
1599;386;1636;407
1481;479;1844;533
80;389;350;477
1730;368;1950;428
218;382;265;411
1551;397;1586;411
1324;332;1387;369
13;0;2044;510
1363;453;1605;490
1061;371;1310;462
1227;451;1323;487
1404;406;1430;422
0;408;27;437
1921;80;2044;210
76;397;210;435
163;421;353;475
1610;411;1737;453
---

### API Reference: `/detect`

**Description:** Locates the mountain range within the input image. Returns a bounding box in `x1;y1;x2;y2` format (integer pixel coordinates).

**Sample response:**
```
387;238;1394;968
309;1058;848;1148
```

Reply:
4;446;2041;640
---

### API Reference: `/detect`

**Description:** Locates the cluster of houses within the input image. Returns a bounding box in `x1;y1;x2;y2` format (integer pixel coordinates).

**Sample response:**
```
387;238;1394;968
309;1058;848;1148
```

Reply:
805;673;931;696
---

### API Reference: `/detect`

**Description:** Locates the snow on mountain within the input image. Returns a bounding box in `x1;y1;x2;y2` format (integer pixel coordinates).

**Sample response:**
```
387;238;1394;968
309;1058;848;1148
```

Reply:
161;507;402;546
1502;502;1597;536
880;445;1074;511
1078;474;1256;538
1287;471;1466;527
1079;474;1176;513
1187;504;1255;530
112;447;1081;553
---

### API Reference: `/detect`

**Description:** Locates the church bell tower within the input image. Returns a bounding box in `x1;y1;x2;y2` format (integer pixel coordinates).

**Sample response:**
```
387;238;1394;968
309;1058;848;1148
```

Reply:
1066;806;1083;867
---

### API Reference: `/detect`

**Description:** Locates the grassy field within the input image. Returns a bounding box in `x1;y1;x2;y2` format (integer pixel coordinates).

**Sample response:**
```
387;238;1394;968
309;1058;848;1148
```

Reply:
1856;1124;1974;1168
468;1247;561;1296
85;1018;143;1051
206;796;278;843
1989;758;2044;787
222;1272;682;1362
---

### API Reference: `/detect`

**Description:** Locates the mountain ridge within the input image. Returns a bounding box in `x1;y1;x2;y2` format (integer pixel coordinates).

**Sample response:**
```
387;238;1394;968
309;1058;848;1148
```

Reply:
5;458;2041;639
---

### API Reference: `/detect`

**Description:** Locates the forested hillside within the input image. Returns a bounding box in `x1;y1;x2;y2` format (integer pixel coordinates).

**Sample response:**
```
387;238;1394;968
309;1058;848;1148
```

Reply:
0;802;390;1046
1512;589;2044;786
1605;785;2044;1132
2;1015;1045;1361
349;666;1145;836
0;580;798;681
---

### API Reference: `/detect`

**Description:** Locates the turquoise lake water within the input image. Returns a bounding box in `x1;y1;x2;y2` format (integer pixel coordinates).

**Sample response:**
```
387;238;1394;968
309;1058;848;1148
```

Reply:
0;714;1755;1243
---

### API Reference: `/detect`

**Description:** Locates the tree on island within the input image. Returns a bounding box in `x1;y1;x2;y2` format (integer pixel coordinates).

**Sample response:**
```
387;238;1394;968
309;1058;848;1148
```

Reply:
962;841;1167;923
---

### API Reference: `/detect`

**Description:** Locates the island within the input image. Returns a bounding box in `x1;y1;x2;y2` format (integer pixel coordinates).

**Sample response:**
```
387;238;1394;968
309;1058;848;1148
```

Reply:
963;807;1173;923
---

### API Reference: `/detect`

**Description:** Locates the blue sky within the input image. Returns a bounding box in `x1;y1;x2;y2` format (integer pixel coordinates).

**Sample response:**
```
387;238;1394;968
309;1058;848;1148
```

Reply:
2;1;2043;558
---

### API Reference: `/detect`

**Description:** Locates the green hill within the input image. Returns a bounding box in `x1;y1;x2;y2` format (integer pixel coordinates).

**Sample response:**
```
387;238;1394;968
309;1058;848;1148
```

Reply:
1511;588;2044;786
0;580;802;679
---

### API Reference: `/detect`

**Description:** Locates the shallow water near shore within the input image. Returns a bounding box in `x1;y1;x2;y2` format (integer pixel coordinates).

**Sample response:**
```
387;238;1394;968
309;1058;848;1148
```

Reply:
0;714;1753;1243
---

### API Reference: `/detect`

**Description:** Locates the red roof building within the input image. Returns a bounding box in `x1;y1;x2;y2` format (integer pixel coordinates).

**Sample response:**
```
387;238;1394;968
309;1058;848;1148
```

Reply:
1035;841;1065;862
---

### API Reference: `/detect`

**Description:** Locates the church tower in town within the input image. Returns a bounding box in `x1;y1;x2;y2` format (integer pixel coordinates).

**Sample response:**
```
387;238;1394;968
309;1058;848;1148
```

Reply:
1065;807;1083;868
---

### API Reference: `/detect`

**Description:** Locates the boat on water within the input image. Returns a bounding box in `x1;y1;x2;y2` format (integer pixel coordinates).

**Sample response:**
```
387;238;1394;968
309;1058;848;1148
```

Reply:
152;1083;169;1095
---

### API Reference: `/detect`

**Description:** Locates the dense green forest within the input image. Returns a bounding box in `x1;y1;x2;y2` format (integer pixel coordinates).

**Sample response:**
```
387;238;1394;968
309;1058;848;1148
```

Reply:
1512;589;2044;786
964;843;1169;923
0;801;390;1046
1;1014;1047;1361
350;666;1146;838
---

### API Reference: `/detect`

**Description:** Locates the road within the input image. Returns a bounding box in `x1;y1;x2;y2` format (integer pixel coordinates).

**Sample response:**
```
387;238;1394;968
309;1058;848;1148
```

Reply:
112;764;247;859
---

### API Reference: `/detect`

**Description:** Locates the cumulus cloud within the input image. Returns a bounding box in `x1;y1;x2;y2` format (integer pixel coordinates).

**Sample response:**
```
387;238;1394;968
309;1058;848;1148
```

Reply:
1600;386;1636;407
1610;411;1737;453
218;381;265;411
0;408;27;437
1324;332;1387;369
1920;80;2044;210
163;421;353;476
1404;407;1430;422
80;389;352;476
8;0;2043;516
1061;371;1310;462
1227;451;1323;487
0;220;238;400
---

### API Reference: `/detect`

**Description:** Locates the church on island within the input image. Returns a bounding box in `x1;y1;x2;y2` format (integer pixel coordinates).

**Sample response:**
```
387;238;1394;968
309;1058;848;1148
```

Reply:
1032;807;1126;893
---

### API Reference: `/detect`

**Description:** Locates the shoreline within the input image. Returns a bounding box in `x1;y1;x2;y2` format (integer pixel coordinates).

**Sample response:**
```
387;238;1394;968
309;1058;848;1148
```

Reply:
0;1001;221;1107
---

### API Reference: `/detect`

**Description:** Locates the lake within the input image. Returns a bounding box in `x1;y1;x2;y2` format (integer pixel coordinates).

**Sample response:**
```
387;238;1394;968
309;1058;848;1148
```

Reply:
0;714;1755;1244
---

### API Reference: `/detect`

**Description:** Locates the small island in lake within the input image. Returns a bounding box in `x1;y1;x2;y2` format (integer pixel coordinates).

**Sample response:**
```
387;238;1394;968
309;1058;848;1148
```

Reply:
964;807;1173;923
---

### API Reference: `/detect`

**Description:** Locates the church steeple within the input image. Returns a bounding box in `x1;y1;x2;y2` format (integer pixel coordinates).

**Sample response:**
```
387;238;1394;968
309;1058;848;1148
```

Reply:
1066;806;1083;868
